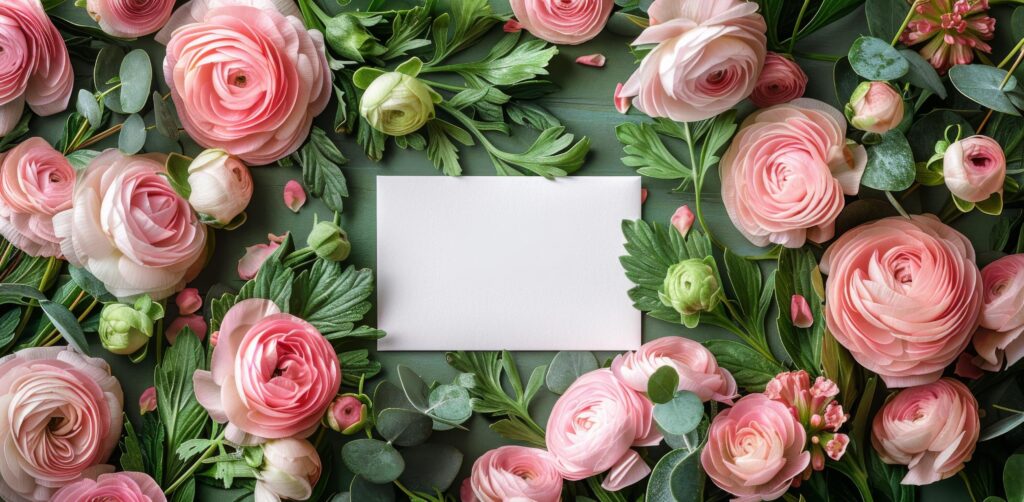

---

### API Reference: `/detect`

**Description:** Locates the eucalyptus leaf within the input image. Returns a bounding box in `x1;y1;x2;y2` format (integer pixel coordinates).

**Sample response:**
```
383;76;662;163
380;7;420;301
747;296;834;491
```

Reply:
1006;454;1024;502
76;90;103;129
949;64;1021;116
375;408;432;447
118;114;147;154
119;49;152;114
93;45;125;113
646;448;702;502
899;49;947;99
979;412;1024;441
848;36;909;81
653;391;703;436
396;443;463;493
862;130;915;191
834;57;860;105
349;476;395;502
865;0;909;42
647;365;680;404
341;439;405;484
545;351;599;394
396;365;430;410
427;384;473;424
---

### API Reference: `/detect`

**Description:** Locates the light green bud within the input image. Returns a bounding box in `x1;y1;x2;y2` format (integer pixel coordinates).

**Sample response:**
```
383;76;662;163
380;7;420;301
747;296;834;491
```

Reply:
659;258;721;327
307;221;351;262
359;72;436;136
324;14;387;63
98;295;165;355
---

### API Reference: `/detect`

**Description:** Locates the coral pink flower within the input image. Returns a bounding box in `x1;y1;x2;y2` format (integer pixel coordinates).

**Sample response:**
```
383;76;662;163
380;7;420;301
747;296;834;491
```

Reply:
86;0;175;38
0;0;73;137
620;0;766;122
701;393;810;502
176;288;202;315
751;52;807;108
51;471;165;502
901;0;995;73
611;336;737;404
546;369;656;491
238;233;286;280
193;298;340;444
0;138;75;257
790;294;814;328
670;205;695;237
944;135;1005;203
765;371;849;474
0;347;124;502
464;446;563;502
720;99;866;248
53;150;208;301
821;215;983;387
972;254;1024;371
509;0;614;45
283;180;306;212
162;3;330;165
165;314;207;344
139;386;157;415
872;378;979;485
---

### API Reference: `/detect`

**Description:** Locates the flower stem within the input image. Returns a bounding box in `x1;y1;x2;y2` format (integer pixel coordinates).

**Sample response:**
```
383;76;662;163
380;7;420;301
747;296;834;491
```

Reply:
884;191;911;219
682;122;723;249
891;0;924;47
164;430;225;496
788;0;812;53
793;51;841;62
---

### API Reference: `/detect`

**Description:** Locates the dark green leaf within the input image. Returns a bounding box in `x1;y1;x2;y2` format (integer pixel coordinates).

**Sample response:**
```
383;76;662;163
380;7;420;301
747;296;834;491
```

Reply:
647;366;680;405
949;64;1021;116
646;447;702;502
397;443;462;493
153;92;179;140
775;248;825;373
293;127;348;212
1006;454;1024;502
620;220;712;323
862;130;916;191
900;49;947;99
292;262;378;340
120;418;146;473
907;110;974;160
155;332;208;482
69;266;115;302
866;0;909;42
979;411;1024;441
349;476;395;502
834;57;861;107
376;408;433;447
848;36;909;81
341;439;405;484
705;339;785;391
545;351;599;394
616;122;691;180
119;49;152;114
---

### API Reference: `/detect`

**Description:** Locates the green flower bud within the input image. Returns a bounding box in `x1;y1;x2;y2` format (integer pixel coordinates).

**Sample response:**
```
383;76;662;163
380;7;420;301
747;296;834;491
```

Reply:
359;72;436;136
659;258;721;327
307;221;351;262
98;295;165;355
324;393;369;434
323;14;387;63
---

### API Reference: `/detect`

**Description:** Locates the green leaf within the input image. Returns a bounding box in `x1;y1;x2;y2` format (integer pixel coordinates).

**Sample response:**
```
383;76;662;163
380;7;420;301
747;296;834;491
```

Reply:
647;366;680;404
848;36;909;81
646;447;702;502
118;113;147;155
1006;454;1024;502
862;130;915;191
723;248;763;325
153;92;179;140
397;364;431;411
352;67;385;89
446;351;545;447
427;33;555;87
775;248;825;373
949;65;1021;116
119;417;146;473
907;110;974;160
93;45;125;113
979;411;1024;441
868;446;915;502
425;119;471;176
69;265;115;302
397;443;463;493
899;49;947;99
545;351;599;394
119;49;152;114
76;90;103;129
291;262;379;341
834;57;861;107
338;349;382;386
155;332;208;483
395;57;423;77
620;220;712;323
427;384;473;424
349;476;395;502
616;122;692;180
293;127;348;212
341;439;405;484
428;0;500;63
653;391;704;435
705;339;784;391
164;153;192;199
376;408;433;447
866;0;909;42
0;308;20;349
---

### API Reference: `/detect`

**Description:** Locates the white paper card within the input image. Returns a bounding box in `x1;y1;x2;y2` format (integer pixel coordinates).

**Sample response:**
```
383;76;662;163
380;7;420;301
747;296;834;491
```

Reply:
376;176;642;351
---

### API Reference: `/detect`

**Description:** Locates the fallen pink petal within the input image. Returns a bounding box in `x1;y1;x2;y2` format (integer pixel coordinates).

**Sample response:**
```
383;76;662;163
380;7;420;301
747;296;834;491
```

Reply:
614;83;630;114
283;180;306;213
175;287;202;315
139;387;157;415
575;53;606;67
166;314;208;345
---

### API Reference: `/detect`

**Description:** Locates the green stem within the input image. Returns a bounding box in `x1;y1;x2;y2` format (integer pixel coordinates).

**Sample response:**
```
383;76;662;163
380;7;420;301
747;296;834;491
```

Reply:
999;37;1024;68
793;51;841;62
682;122;723;249
993;404;1024;414
164;430;225;496
744;245;782;261
891;1;922;47
419;78;467;92
884;191;911;218
788;0;812;53
959;471;978;502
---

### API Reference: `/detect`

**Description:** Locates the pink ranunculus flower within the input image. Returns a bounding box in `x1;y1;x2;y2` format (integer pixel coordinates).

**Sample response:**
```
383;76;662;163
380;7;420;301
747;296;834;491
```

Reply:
611;336;737;404
872;378;980;485
86;0;175;38
464;446;563;502
51;471;165;502
0;0;73;137
546;368;657;491
162;3;331;165
155;0;302;43
751;52;808;108
509;0;613;45
193;298;340;445
845;81;904;134
821;215;982;388
0;347;124;502
0;137;74;257
670;205;695;237
943;135;1005;203
720;98;867;248
255;437;321;502
619;0;767;123
53;150;208;301
701;393;810;502
972;254;1024;371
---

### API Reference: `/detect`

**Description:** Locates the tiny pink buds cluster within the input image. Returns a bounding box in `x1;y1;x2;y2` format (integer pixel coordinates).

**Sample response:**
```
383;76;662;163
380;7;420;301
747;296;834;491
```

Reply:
765;371;850;475
900;0;995;73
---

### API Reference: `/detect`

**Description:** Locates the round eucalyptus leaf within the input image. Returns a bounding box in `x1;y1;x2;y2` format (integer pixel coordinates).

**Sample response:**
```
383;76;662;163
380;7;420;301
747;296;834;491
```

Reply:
119;49;152;114
653;391;703;436
899;49;946;99
949;64;1021;116
153;92;179;140
545;351;599;394
646;448;701;502
376;408;432;447
861;130;915;191
349;476;395;502
848;36;909;81
907;110;974;160
93;45;125;114
647;365;680;405
76;90;103;129
397;365;430;411
1005;453;1024;502
373;380;416;416
833;57;860;106
427;384;472;423
118;114;147;155
454;372;475;389
397;443;463;493
341;439;405;484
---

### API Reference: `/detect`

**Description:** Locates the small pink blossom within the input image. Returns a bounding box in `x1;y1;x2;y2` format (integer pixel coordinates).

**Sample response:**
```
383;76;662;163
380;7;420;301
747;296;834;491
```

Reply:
576;53;606;67
791;294;814;328
283;180;306;213
825;433;849;461
613;83;630;114
640;188;648;204
176;288;202;315
824;401;847;431
326;395;366;434
670;205;694;237
503;19;523;32
166;314;207;344
901;0;995;73
209;330;220;347
140;386;157;415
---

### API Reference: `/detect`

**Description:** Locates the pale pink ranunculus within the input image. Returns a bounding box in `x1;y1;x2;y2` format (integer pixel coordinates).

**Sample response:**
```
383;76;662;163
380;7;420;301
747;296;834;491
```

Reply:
51;471;165;502
619;0;767;122
254;438;321;502
163;3;330;165
0;0;73;137
186;149;253;226
0;347;124;502
0;137;74;257
155;0;302;44
166;314;208;345
701;393;810;502
238;232;286;280
546;368;656;491
610;336;737;404
86;0;175;38
52;150;208;301
670;205;695;237
139;386;157;415
972;254;1024;371
176;287;202;315
751;52;807;107
193;298;340;445
509;0;613;45
821;215;982;388
872;378;979;485
943;135;1005;203
846;81;904;134
790;294;813;328
721;98;867;248
464;446;563;502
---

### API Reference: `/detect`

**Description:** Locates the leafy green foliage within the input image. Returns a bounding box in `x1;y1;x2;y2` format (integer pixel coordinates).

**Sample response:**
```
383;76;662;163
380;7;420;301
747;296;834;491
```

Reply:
848;36;909;81
291;261;382;341
616;121;692;180
647;366;680;405
646;447;703;502
758;0;862;50
775;248;825;374
545;351;599;394
949;65;1021;116
653;391;703;436
155;332;208;485
446;351;546;446
705;339;785;392
862;130;916;191
342;439;405;484
290;127;349;213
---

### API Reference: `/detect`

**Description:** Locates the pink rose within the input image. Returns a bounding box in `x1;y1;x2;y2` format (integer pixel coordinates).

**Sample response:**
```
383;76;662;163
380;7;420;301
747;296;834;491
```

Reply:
972;254;1024;371
163;3;331;165
546;368;656;491
139;386;157;415
0;347;124;502
255;438;321;502
619;0;767;122
751;52;807;107
509;0;613;45
52;471;165;502
721;99;867;247
670;205;695;237
701;393;810;502
0;0;73;137
53;150;208;301
86;0;175;38
821;215;982;387
166;314;208;344
0;137;74;257
610;336;737;404
176;287;202;315
463;446;563;502
943;135;1005;203
193;298;340;444
845;81;904;134
872;378;979;485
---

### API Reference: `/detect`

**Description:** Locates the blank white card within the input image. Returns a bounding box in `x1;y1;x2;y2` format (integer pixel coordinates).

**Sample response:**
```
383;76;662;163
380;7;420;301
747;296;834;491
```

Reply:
376;176;642;351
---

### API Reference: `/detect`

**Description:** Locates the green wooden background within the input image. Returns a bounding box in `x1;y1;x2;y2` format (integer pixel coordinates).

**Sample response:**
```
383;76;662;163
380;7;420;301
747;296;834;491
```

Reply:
30;0;1004;499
